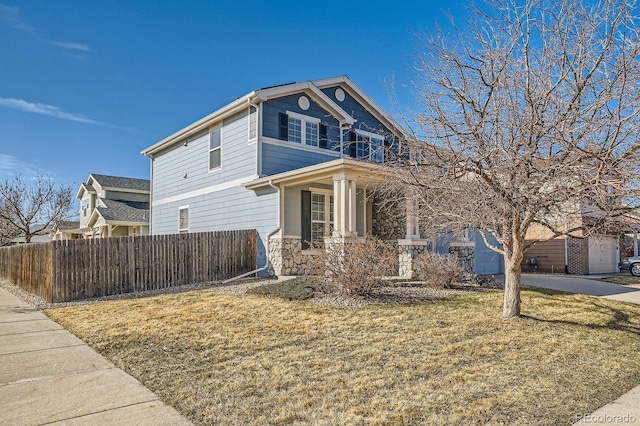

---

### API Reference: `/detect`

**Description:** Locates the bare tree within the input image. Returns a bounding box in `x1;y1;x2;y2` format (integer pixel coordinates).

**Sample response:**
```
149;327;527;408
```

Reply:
0;174;75;244
386;0;640;317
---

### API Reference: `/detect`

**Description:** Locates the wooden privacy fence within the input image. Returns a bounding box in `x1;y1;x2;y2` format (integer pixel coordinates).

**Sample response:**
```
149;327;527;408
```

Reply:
0;229;257;303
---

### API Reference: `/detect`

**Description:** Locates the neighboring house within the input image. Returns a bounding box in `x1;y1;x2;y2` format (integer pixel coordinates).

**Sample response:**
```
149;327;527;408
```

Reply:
10;224;54;245
66;174;150;239
50;221;81;241
522;212;640;274
142;76;503;276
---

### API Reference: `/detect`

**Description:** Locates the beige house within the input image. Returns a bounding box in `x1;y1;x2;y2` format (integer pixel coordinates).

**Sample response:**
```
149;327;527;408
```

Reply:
56;174;150;240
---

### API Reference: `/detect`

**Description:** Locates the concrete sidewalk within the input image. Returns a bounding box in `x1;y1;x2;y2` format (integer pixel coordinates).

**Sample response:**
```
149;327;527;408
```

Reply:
0;288;192;426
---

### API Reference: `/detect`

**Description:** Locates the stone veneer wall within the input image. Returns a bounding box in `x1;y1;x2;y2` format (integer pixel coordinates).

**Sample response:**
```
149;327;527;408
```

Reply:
268;237;317;276
567;237;589;275
371;197;405;240
448;243;475;273
398;241;433;278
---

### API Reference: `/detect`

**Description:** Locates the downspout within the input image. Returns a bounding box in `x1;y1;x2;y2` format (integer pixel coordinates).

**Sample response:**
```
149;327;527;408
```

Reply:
249;98;262;177
149;155;154;235
564;220;569;274
221;179;281;284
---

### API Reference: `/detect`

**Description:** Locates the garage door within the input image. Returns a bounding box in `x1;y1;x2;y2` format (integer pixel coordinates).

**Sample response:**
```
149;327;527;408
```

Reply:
588;236;618;274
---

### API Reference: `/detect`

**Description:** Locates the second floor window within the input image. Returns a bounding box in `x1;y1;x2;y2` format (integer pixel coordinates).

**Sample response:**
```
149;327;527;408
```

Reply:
350;130;385;163
280;111;324;148
209;128;221;170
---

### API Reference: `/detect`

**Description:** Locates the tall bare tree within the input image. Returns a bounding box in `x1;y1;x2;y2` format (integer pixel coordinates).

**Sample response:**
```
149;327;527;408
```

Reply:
386;0;640;317
0;174;75;244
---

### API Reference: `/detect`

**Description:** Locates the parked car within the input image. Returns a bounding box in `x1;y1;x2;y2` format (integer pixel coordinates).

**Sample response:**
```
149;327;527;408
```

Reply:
620;257;640;276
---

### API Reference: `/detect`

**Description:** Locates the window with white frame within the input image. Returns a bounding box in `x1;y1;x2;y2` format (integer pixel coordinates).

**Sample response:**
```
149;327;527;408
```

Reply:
209;127;221;170
287;111;320;147
81;199;89;217
179;206;189;234
311;192;334;243
355;130;385;163
249;106;257;140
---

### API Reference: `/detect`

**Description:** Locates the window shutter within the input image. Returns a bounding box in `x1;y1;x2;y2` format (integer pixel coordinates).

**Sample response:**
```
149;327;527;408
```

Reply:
349;131;357;158
279;113;288;141
319;124;328;149
301;190;311;250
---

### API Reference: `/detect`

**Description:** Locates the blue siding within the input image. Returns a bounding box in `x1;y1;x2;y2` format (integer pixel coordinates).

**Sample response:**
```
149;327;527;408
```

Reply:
320;86;388;137
471;229;504;274
262;95;341;148
261;142;338;176
153;109;256;201
152;185;278;269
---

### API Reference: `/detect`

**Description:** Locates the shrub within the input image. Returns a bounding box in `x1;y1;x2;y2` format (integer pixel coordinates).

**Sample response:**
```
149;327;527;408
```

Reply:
414;252;464;288
247;277;315;300
309;236;397;296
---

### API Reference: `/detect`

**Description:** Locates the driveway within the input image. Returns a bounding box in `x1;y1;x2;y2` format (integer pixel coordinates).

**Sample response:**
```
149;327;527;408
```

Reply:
498;273;640;305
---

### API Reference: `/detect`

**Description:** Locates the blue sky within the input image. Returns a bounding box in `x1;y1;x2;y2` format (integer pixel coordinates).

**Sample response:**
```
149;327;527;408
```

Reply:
0;1;459;187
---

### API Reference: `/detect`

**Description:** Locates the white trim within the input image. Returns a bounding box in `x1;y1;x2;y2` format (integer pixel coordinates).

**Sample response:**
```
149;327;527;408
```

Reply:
248;105;258;143
142;94;255;156
261;136;341;156
312;75;410;139
308;186;333;195
355;129;384;141
152;175;258;207
286;110;321;124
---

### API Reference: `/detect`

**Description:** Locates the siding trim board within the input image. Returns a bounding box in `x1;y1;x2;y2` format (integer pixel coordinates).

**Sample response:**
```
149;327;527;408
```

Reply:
262;137;341;157
152;175;258;207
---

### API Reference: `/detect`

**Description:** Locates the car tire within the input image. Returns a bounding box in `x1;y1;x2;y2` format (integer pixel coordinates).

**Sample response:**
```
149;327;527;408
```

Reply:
631;263;640;277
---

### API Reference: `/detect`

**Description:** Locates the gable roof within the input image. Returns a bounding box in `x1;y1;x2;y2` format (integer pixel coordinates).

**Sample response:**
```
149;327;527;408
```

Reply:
89;199;150;226
90;174;150;192
77;174;150;199
142;76;409;157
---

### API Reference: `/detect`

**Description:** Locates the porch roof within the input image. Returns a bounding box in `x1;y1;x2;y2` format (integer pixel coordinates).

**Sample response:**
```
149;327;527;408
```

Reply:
243;158;388;189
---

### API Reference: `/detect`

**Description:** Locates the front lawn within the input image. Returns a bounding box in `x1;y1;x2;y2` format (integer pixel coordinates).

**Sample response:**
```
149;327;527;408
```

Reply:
45;286;640;425
600;275;640;287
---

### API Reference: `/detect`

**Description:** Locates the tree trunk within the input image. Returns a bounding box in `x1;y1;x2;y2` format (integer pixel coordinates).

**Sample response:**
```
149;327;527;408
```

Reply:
503;255;522;318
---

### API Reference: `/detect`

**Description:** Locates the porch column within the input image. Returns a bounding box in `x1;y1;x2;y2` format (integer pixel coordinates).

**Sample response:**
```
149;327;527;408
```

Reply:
332;173;357;238
405;189;420;240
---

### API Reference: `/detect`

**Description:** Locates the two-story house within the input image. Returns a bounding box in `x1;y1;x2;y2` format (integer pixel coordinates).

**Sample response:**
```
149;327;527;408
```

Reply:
142;76;503;276
65;174;150;239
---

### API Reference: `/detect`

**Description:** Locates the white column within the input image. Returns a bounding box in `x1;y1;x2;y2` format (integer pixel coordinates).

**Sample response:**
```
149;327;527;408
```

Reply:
405;191;420;240
348;178;357;235
333;173;357;238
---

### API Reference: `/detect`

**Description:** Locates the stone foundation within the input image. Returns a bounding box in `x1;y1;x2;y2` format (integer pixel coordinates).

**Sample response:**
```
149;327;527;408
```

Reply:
371;197;405;240
448;242;475;273
398;239;433;278
268;237;317;276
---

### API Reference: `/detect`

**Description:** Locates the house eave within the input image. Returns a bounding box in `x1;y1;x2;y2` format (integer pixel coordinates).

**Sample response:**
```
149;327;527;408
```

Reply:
255;82;355;126
243;158;388;190
141;91;258;157
313;75;411;140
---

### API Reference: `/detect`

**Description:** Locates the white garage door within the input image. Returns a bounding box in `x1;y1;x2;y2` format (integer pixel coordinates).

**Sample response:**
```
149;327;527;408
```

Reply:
588;236;618;274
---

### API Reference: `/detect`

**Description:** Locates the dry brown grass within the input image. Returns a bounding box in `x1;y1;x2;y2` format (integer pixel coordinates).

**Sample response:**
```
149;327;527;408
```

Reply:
600;275;640;287
44;287;640;426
